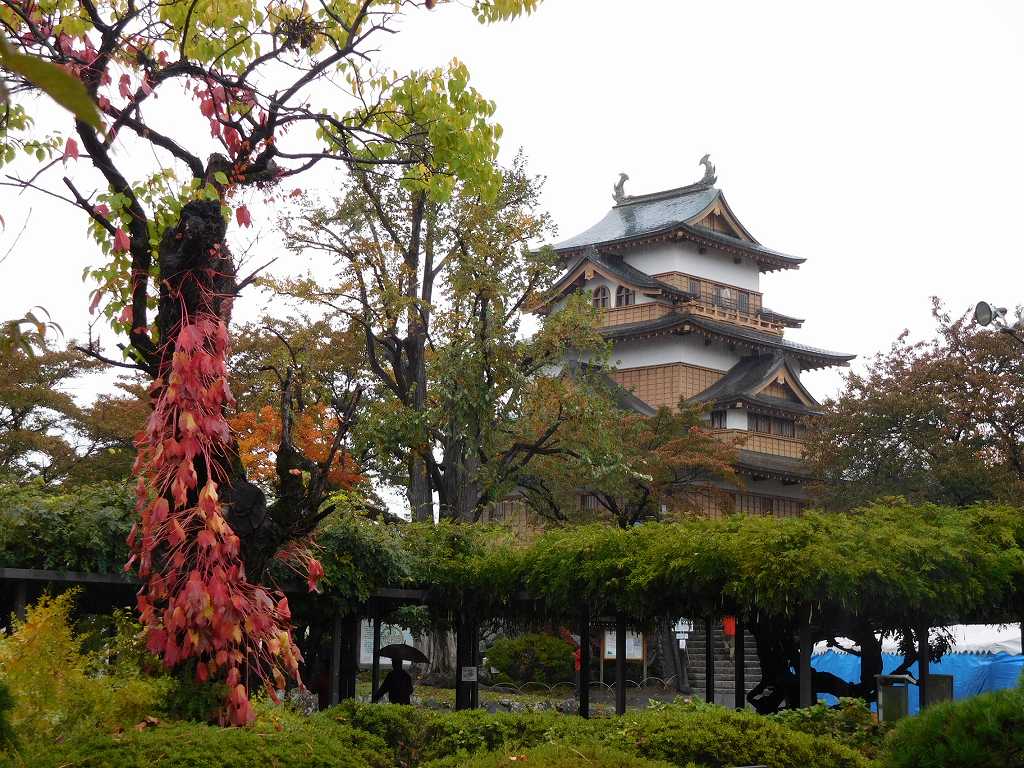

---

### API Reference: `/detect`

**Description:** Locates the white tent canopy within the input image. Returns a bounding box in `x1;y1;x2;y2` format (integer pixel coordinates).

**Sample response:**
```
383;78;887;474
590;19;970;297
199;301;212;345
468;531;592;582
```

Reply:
813;624;1022;657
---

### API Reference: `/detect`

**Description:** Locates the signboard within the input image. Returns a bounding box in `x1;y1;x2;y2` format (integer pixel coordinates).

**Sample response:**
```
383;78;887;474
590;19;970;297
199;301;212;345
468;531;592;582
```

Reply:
460;666;478;682
359;620;414;667
603;630;644;660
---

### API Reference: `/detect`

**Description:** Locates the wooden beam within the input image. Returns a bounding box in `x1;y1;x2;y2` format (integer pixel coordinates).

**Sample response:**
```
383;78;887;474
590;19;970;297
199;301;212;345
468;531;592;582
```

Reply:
704;617;714;704
329;612;342;707
0;567;136;585
734;616;745;710
918;621;929;711
615;613;627;715
799;604;813;708
371;614;382;700
578;608;591;719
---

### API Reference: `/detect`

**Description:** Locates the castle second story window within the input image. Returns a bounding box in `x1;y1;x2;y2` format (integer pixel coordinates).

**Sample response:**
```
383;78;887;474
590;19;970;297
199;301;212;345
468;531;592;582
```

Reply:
738;291;750;313
710;410;726;429
616;286;635;306
592;285;610;309
751;414;772;434
689;277;701;296
773;417;796;438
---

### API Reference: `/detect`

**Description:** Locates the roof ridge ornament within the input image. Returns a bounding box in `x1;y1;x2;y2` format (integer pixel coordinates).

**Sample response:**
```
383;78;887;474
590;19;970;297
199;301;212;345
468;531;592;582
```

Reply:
699;154;717;186
613;172;629;204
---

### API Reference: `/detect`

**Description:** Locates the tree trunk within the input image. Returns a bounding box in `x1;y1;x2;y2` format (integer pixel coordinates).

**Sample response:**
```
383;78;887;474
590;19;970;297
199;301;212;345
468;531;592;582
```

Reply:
409;458;433;522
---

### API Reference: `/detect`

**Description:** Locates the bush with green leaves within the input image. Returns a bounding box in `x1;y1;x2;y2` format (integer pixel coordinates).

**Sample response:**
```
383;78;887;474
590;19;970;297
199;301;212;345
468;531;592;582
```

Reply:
484;633;575;685
0;481;133;573
771;698;891;759
880;685;1024;768
1;717;390;768
431;742;681;768
330;701;869;768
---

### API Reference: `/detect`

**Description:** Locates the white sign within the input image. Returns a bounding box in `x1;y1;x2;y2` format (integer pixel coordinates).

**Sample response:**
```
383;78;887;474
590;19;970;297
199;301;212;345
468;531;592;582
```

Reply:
603;630;644;660
460;666;478;682
359;620;415;667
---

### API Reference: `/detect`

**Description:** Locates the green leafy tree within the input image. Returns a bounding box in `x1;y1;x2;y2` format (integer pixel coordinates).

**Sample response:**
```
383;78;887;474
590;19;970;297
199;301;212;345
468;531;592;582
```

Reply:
280;154;607;521
0;342;144;484
0;0;543;718
523;396;740;529
805;300;1024;509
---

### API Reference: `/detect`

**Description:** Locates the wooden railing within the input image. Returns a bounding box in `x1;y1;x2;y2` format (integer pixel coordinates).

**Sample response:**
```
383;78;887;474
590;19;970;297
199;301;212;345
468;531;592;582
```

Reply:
712;429;806;459
596;302;672;328
686;300;784;334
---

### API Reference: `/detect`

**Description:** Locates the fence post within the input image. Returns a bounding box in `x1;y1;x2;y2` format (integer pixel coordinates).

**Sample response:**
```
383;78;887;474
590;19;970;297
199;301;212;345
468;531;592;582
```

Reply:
339;614;360;700
799;604;813;708
371;613;381;700
615;612;627;715
704;617;714;704
578;607;591;718
917;620;929;710
734;616;745;710
329;612;342;706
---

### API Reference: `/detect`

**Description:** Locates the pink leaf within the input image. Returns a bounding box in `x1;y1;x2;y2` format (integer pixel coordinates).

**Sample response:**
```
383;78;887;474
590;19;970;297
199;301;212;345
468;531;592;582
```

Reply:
119;73;131;98
235;205;252;228
62;137;79;163
113;228;130;253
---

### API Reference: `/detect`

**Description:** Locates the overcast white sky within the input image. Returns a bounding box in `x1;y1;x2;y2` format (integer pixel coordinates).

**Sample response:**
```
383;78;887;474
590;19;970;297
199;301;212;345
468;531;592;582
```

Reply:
3;0;1024;404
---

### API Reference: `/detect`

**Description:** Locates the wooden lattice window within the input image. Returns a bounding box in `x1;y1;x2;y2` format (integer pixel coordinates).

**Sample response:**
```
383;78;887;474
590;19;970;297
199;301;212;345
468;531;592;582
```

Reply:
592;285;610;309
751;414;772;434
710;410;726;429
738;291;750;313
688;277;701;296
773;417;796;438
616;286;635;307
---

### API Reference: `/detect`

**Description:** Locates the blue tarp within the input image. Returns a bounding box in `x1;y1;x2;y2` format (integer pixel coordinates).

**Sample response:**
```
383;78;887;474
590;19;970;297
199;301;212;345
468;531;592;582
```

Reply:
811;651;1024;715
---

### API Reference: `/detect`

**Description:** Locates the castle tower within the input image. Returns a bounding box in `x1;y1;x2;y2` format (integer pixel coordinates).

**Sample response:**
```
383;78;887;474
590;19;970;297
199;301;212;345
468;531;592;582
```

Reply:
535;159;854;516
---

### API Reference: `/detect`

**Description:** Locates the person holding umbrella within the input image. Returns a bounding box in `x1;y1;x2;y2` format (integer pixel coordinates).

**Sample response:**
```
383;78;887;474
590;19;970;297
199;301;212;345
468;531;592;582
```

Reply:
372;643;428;705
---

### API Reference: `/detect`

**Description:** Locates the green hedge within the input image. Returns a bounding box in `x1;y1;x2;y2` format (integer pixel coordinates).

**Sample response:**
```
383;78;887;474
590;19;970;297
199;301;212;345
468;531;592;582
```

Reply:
880;685;1024;768
1;718;391;768
329;701;870;768
432;742;681;768
485;633;575;685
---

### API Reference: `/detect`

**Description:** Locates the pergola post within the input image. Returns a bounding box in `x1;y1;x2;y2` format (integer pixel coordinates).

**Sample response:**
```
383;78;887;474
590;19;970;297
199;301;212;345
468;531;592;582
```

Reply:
704;617;714;704
339;614;361;700
12;580;27;622
455;614;479;710
734;616;745;710
371;612;382;699
798;604;813;708
615;612;627;715
329;612;342;706
917;620;929;710
578;607;591;718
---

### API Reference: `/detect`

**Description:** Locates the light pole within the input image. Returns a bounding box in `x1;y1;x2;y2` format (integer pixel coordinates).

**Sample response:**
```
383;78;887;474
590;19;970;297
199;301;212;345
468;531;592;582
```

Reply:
974;301;1024;348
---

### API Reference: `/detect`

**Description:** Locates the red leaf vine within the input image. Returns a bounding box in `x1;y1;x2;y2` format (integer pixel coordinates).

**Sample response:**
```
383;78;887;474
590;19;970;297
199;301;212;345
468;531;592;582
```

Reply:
127;252;311;725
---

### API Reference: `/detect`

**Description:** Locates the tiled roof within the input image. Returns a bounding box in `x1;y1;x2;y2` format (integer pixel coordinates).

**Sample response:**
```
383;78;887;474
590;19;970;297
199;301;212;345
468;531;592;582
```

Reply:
598;312;855;368
734;449;812;480
560;360;657;417
554;184;719;250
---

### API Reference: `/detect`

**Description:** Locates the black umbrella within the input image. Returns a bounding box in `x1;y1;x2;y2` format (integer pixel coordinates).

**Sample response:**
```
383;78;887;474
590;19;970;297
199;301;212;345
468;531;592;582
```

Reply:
378;643;429;664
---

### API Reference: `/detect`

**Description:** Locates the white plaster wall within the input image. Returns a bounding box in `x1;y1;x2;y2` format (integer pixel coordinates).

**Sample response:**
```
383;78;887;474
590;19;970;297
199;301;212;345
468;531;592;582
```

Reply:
624;241;760;291
605;334;740;370
725;409;748;430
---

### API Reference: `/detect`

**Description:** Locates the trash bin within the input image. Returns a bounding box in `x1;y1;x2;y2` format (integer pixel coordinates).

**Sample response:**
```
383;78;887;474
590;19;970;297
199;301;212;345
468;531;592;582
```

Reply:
876;674;914;721
924;674;953;706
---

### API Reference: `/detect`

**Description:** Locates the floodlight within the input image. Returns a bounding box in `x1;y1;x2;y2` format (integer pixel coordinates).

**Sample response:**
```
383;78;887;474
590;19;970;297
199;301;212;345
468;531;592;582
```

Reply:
975;301;994;326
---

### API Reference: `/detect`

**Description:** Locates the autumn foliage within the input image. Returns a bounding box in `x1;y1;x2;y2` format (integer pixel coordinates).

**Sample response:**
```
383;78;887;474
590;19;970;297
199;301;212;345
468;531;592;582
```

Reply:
128;278;318;725
230;404;362;490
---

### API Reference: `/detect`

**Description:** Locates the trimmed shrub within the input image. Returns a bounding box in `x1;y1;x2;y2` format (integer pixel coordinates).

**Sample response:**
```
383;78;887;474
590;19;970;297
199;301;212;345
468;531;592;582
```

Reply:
485;633;574;685
772;698;891;759
429;742;682;768
2;718;390;768
330;701;869;768
880;686;1024;768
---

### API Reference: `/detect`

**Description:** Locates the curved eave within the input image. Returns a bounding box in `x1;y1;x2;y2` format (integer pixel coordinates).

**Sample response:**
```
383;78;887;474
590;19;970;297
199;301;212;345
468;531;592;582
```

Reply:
600;313;855;371
554;222;804;274
708;394;822;419
734;450;812;482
